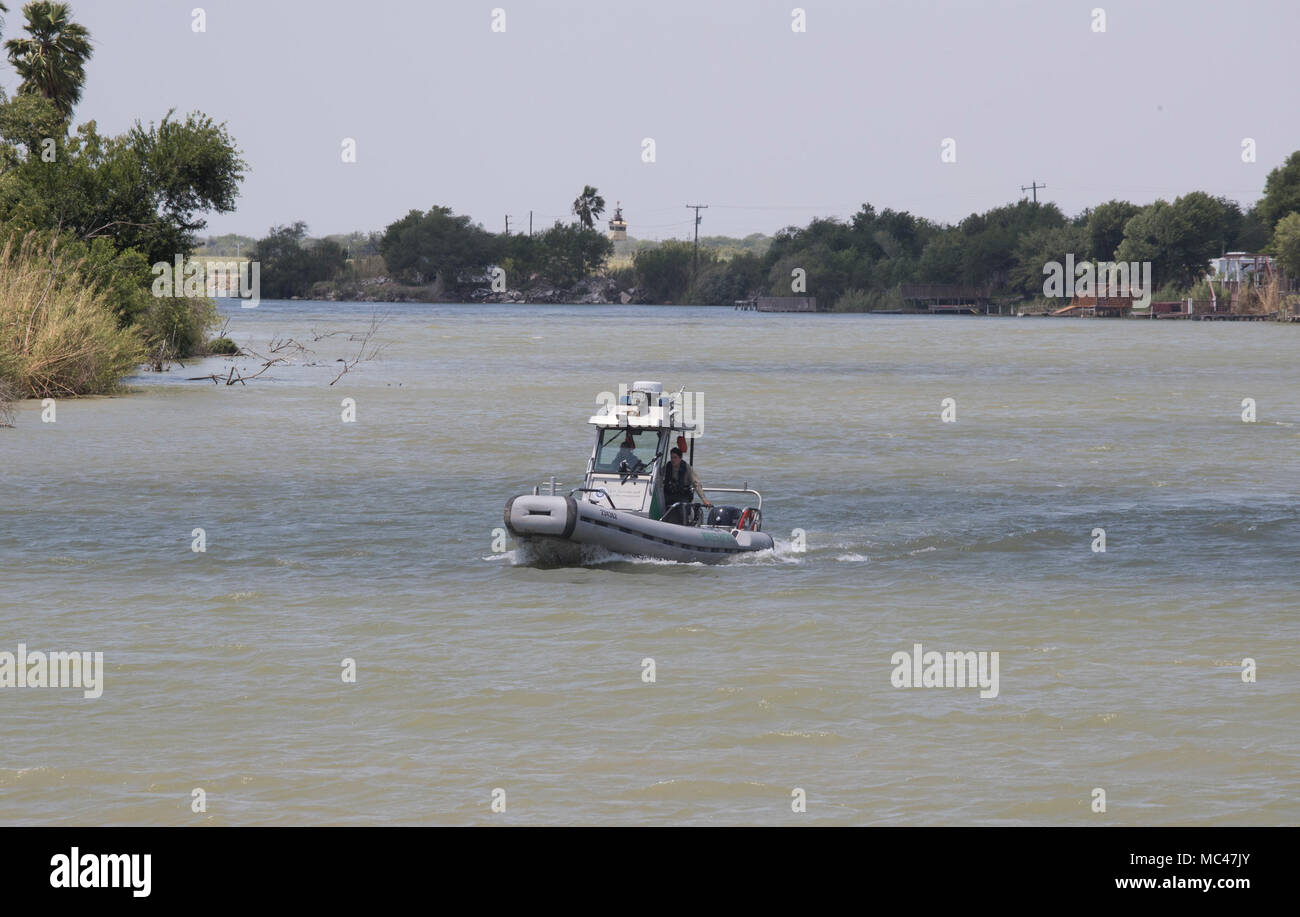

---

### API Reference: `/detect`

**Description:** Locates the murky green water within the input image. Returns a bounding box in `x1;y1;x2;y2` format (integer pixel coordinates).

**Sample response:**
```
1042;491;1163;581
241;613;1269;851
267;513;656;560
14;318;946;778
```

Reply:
2;301;1297;824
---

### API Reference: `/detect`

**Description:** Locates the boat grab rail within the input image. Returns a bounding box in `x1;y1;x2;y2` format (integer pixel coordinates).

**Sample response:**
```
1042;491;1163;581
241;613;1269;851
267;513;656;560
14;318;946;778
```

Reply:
700;486;762;510
660;501;706;527
570;487;618;510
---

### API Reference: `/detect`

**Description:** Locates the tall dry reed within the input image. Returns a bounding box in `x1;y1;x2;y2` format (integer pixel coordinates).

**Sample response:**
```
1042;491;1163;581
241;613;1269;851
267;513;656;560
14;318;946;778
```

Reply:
0;233;144;398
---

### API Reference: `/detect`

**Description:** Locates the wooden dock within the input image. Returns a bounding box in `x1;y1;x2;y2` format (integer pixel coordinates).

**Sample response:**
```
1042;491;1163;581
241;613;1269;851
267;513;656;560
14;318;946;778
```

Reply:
734;297;819;312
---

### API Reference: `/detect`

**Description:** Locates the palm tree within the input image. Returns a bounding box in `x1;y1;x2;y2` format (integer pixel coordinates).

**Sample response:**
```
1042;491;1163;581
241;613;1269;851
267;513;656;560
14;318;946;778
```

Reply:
571;185;606;230
5;1;93;119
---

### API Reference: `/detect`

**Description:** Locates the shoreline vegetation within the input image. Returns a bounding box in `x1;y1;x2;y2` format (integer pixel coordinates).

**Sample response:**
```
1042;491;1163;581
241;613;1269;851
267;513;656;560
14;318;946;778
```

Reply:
2;3;1298;408
204;152;1300;317
0;1;244;405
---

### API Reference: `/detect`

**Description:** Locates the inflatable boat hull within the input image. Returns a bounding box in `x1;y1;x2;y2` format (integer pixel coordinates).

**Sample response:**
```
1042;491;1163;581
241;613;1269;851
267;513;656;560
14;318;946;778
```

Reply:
505;494;773;564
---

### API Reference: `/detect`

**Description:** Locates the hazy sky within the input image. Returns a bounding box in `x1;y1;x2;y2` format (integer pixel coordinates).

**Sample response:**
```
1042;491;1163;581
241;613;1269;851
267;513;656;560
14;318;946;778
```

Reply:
23;0;1300;240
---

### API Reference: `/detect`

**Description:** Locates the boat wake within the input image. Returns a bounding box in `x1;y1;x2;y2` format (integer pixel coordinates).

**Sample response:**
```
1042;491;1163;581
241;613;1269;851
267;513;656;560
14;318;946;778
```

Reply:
485;530;889;568
507;539;705;567
490;535;811;569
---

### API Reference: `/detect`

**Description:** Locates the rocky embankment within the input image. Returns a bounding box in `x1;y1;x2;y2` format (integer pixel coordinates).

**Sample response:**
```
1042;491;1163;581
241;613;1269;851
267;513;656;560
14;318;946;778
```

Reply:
310;275;648;305
470;277;647;305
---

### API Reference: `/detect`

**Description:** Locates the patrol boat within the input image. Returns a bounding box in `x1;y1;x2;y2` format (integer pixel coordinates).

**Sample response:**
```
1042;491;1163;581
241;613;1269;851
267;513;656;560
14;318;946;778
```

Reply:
504;381;773;563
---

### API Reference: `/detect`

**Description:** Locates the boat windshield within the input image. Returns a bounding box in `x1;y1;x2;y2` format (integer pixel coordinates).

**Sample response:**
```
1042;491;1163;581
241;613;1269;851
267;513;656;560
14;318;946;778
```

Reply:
593;428;660;473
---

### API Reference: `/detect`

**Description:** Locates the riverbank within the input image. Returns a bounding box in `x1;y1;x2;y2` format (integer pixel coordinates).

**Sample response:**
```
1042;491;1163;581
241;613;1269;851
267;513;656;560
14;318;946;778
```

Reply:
291;282;1300;320
306;275;651;306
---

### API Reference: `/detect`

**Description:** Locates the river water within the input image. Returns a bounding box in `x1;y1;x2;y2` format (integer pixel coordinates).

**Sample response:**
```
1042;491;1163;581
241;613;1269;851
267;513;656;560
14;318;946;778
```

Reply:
2;301;1297;825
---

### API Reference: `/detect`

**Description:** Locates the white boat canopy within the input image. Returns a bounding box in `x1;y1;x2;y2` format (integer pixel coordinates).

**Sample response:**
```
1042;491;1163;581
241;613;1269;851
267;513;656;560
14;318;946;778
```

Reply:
587;380;697;432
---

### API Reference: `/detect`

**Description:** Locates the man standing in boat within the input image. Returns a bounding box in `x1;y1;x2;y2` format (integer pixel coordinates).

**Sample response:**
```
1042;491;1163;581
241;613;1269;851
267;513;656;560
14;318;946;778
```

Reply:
661;446;710;524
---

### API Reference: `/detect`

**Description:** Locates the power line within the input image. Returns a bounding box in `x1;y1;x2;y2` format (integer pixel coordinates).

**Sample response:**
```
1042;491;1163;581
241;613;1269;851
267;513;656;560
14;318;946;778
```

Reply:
1020;180;1046;204
627;219;694;229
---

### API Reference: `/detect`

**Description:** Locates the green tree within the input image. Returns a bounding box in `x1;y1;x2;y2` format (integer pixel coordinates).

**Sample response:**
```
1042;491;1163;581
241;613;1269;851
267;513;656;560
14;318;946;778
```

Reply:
760;217;866;304
534;221;612;286
690;251;764;305
850;204;936;260
1010;224;1090;296
0;86;64;162
571;185;605;230
1269;212;1300;280
5;1;92;119
1257;151;1300;230
1113;202;1164;266
0;108;246;264
379;206;501;285
1116;192;1227;290
1083;200;1140;260
633;240;698;303
125;112;245;258
0;5;242;374
499;231;542;287
917;230;965;283
69;234;153;326
1234;205;1272;252
253;222;346;299
955;200;1065;287
1211;196;1246;255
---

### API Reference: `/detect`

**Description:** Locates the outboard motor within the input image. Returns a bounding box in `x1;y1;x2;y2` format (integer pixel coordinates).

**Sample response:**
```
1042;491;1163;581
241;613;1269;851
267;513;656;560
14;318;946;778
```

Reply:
706;505;742;528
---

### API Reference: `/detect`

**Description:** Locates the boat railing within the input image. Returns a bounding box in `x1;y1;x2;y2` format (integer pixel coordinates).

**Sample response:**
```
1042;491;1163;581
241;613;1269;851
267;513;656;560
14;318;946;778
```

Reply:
660;502;707;527
532;476;563;496
663;489;763;531
570;487;618;509
701;485;762;510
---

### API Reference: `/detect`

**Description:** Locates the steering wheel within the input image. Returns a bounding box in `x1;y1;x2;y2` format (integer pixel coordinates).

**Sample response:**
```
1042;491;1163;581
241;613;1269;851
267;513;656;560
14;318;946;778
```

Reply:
618;458;648;483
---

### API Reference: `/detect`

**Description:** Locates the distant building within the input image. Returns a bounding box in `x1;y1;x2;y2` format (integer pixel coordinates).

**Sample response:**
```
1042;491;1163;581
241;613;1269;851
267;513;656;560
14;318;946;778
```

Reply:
1206;252;1295;312
608;202;627;241
1052;288;1140;317
734;297;819;312
1208;252;1275;287
197;257;249;297
899;284;997;314
1041;277;1150;317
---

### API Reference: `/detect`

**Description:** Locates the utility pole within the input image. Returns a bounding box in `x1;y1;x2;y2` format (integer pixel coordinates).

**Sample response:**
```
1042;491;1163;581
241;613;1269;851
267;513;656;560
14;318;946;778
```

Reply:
686;204;708;276
504;214;511;235
1020;180;1046;204
529;210;533;237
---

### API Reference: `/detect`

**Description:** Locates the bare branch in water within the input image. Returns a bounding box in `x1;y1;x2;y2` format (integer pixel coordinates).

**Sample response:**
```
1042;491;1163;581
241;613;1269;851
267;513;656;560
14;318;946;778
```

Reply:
329;310;390;386
187;356;286;385
194;311;389;387
266;336;312;356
